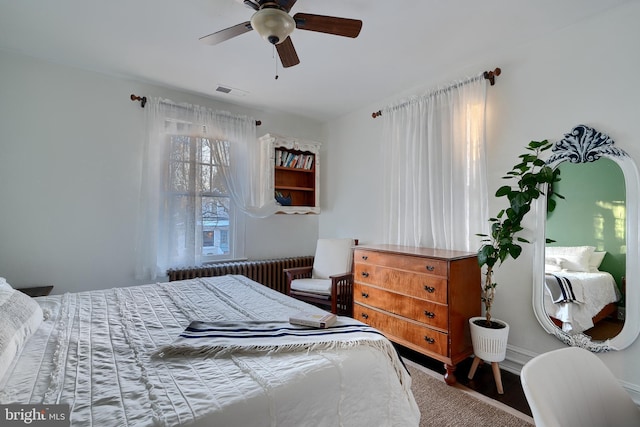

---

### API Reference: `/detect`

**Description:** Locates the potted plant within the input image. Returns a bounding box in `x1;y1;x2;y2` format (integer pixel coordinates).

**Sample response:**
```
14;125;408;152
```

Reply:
470;139;561;366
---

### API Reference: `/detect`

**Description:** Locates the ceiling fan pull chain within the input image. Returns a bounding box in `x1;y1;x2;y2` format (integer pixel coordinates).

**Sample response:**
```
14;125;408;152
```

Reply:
273;45;279;80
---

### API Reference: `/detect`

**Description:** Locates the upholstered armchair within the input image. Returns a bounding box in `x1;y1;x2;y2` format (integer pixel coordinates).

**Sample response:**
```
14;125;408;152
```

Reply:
285;238;356;316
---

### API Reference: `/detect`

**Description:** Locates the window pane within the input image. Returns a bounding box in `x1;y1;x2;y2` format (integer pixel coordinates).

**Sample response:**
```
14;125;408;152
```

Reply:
169;161;190;192
169;135;190;161
169;135;193;192
211;166;228;196
200;164;212;192
201;139;211;163
167;194;194;262
202;196;230;256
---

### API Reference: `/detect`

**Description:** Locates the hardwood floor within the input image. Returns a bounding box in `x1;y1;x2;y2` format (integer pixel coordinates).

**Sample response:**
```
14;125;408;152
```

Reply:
396;318;625;418
398;346;532;417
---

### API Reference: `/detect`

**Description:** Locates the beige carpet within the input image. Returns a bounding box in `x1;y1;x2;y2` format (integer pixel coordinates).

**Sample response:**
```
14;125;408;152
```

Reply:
405;359;534;427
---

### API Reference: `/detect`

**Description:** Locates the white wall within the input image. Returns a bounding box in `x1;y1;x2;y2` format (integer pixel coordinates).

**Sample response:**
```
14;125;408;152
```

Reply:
0;50;324;294
321;1;640;395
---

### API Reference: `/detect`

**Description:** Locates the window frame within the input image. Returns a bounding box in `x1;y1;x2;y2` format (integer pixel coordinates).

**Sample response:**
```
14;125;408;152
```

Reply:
164;134;245;265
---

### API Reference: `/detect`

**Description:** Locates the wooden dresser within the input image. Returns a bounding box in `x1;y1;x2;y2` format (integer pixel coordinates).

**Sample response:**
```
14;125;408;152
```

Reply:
353;245;480;384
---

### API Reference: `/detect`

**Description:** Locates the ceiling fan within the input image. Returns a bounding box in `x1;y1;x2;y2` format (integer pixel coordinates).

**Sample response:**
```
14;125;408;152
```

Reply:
199;0;363;68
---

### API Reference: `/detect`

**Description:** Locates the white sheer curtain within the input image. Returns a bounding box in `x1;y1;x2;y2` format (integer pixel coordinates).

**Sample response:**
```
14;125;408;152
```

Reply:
135;98;276;281
381;75;489;251
209;133;277;218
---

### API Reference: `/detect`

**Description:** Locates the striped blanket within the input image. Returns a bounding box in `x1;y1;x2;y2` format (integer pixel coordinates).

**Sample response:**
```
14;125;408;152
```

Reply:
545;273;584;303
153;318;411;395
154;319;393;359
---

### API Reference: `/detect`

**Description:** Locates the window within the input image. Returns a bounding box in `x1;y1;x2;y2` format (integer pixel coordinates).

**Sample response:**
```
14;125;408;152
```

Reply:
136;98;259;281
164;135;242;265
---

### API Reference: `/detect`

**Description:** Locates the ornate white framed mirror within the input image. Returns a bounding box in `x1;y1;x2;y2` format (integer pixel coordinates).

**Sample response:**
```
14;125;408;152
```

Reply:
532;124;640;351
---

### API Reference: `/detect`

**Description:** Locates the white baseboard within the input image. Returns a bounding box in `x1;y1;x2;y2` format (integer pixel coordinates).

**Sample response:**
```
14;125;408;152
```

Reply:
501;344;536;375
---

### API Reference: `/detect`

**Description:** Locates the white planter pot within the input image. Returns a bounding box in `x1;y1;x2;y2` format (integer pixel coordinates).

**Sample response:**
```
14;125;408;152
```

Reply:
469;316;510;362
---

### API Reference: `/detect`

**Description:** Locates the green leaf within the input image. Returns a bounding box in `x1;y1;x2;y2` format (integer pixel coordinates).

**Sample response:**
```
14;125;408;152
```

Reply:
478;245;497;267
509;244;523;259
528;140;546;149
495;186;512;197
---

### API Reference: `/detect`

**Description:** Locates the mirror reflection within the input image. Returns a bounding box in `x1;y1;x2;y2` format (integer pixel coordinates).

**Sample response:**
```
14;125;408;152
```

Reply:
533;124;640;352
544;158;626;340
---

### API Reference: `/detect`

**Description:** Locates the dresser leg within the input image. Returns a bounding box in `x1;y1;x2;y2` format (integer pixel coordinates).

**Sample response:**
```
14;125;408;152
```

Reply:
443;363;457;385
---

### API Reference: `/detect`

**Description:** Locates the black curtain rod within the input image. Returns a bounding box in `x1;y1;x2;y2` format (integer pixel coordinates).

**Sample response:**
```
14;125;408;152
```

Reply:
130;94;262;126
371;67;501;119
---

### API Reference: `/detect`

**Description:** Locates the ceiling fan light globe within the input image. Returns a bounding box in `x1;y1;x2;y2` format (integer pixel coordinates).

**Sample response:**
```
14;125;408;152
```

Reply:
250;8;295;45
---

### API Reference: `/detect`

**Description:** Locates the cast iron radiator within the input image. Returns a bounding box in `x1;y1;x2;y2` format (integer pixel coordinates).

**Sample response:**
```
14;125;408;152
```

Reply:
166;256;314;294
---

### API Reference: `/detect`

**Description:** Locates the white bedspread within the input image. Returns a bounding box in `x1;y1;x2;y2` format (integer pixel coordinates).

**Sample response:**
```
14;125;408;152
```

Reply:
0;275;420;426
544;271;620;333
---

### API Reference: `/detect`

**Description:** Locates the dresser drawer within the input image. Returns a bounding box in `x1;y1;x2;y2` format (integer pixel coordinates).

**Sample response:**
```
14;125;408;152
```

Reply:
355;249;448;278
354;263;448;304
354;283;448;331
355;303;448;357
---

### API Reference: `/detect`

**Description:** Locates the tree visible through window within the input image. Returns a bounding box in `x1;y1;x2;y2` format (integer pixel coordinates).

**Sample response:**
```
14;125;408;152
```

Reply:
166;135;233;263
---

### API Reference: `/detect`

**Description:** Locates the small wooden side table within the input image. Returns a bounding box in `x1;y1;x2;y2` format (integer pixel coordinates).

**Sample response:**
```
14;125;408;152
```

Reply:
16;285;54;297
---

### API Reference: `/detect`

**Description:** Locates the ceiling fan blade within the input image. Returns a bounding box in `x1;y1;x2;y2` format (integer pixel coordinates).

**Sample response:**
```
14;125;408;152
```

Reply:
257;0;297;12
199;21;253;46
293;13;362;38
276;37;300;68
243;0;259;11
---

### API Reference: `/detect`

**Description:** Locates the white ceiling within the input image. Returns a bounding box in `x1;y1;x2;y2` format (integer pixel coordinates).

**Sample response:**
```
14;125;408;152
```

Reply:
0;0;631;122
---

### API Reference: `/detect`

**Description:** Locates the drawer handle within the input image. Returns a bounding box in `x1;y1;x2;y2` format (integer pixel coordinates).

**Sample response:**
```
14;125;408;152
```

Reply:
361;255;368;260
424;310;435;318
361;272;370;278
425;265;435;271
361;292;369;298
361;313;369;320
424;285;435;293
424;336;435;344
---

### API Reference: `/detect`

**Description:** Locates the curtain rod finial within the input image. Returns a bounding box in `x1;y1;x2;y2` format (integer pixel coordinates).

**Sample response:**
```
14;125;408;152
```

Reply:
483;67;502;86
130;94;147;108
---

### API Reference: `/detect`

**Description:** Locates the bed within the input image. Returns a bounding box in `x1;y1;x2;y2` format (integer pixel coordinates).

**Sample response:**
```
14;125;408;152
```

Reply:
544;271;620;333
543;246;621;334
0;275;420;426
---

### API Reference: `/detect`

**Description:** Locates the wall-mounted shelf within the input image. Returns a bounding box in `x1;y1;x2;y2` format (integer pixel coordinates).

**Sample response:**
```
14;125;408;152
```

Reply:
260;133;321;214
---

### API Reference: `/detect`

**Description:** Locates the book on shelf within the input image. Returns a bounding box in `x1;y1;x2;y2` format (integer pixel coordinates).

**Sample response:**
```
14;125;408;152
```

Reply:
289;311;337;328
274;150;315;170
304;155;314;170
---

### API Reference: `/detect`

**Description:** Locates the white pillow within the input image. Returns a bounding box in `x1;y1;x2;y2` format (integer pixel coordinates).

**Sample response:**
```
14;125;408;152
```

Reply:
589;251;607;272
545;257;564;272
0;277;12;290
0;287;43;381
545;246;595;272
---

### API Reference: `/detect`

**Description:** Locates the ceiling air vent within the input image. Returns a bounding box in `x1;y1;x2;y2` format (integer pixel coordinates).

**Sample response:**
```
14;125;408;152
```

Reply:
215;84;248;97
